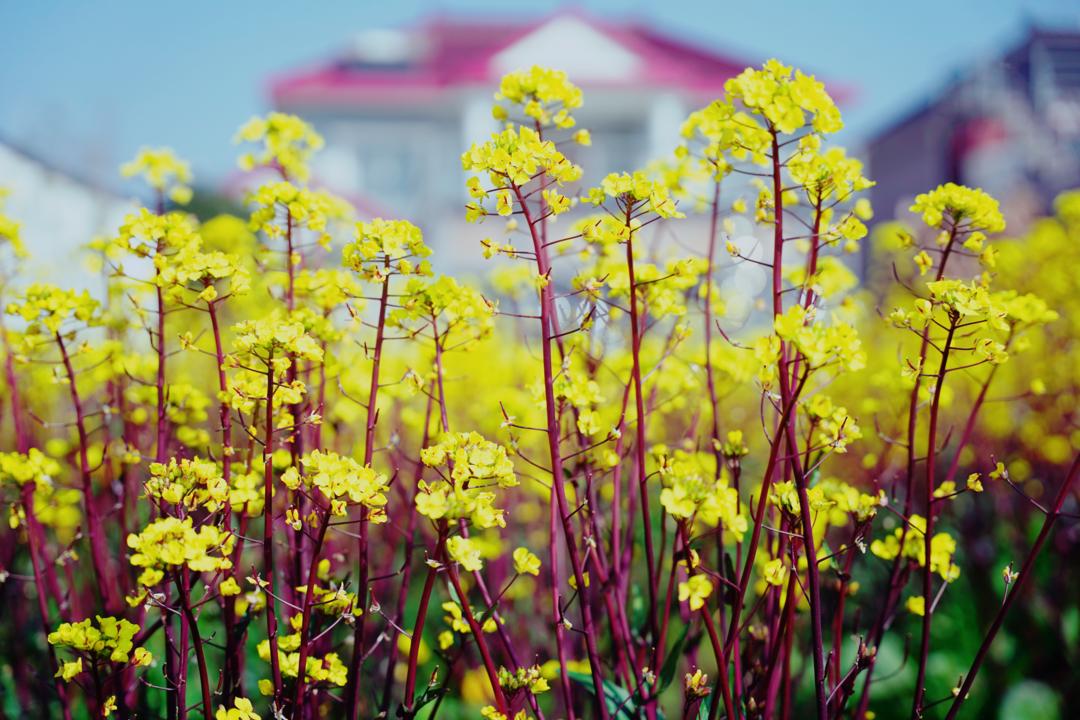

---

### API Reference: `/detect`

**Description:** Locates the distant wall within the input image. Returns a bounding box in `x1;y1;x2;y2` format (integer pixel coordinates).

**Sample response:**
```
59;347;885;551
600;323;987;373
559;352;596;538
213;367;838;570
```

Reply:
0;143;134;292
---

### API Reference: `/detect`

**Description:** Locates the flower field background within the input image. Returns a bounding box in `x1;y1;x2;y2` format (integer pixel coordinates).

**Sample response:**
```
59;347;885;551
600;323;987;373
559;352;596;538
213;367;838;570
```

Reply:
0;62;1078;720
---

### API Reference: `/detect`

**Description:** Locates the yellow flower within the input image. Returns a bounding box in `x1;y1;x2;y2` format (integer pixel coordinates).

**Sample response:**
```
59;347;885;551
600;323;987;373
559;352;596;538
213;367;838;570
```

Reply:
56;659;82;681
910;183;1005;233
906;596;925;617
914;250;933;277
446;535;484;572
216;696;261;720
132;648;153;667
870;515;960;583
498;664;550;695
127;517;235;585
685;668;710;698
763;558;789;587
220;577;242;597
235;112;324;182
145;457;229;512
966;473;984;493
417;432;516;529
121;147;193;204
494;66;583;128
658;451;746;539
722;59;842;135
678;575;713;611
48;616;145;672
462;125;583;219
281;450;389;521
6;284;101;335
512;547;541;577
0;449;60;489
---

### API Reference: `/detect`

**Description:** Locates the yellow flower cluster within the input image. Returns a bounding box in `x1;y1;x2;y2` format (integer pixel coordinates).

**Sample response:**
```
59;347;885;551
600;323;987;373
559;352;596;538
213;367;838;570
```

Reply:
246;181;350;250
462;125;583;221
869;515;960;582
115;208;200;258
417;432;517;530
229;467;266;518
280;450;389;519
575;238;703;320
768;480;832;519
910;182;1006;233
6;284;100;335
120;147;193;205
657;450;746;539
0;188;28;258
790;141;874;198
804;394;862;453
724;58;842;135
680;100;772;170
0;448;60;488
685;668;710;698
145;457;229;511
342;218;432;281
127;516;235;587
48;616;151;682
231;315;324;365
292;267;362;315
497;664;550;695
215;697;260;720
586;171;684;219
678;574;713;611
256;633;347;687
819;479;884;524
773;305;866;371
390;275;494;345
293;582;359;617
235;112;325;182
158;241;251;304
440;599;497;645
922;279;1012;328
493;66;583;129
446;535;484;571
512;547;541;576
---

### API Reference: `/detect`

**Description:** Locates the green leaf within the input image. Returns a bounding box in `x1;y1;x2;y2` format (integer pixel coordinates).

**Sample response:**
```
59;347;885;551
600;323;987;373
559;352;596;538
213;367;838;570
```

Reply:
998;680;1060;720
567;670;640;719
628;583;648;636
657;622;690;692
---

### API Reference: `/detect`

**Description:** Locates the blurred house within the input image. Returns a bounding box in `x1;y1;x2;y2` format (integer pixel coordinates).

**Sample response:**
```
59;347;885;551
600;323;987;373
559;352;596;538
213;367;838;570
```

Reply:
0;139;132;291
268;12;760;262
866;28;1080;227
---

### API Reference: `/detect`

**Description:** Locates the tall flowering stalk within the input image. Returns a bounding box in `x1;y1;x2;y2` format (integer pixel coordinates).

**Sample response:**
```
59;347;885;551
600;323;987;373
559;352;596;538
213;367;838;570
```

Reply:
0;62;1076;720
340;218;432;717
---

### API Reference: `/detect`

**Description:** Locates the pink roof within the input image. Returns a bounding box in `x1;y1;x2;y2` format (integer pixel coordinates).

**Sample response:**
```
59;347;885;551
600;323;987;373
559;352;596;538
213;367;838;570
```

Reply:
270;12;850;107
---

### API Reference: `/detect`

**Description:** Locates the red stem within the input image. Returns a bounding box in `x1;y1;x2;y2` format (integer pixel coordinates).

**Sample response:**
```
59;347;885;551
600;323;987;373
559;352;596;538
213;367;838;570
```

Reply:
515;181;609;719
344;256;390;719
443;554;510;713
912;317;957;717
175;571;213;720
56;333;121;614
261;357;284;704
402;533;445;716
943;453;1080;720
624;199;660;647
291;506;330;713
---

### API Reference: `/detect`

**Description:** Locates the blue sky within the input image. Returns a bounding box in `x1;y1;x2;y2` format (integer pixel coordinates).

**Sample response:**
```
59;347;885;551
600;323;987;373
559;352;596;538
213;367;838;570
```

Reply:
2;0;1077;188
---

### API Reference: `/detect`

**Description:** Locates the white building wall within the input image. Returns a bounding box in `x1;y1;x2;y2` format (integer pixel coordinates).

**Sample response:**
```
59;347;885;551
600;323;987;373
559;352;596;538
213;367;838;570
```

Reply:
0;143;133;293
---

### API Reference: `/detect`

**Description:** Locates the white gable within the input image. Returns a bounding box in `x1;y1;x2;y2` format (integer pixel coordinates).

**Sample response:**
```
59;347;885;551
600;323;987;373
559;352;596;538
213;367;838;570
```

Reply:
490;16;641;81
